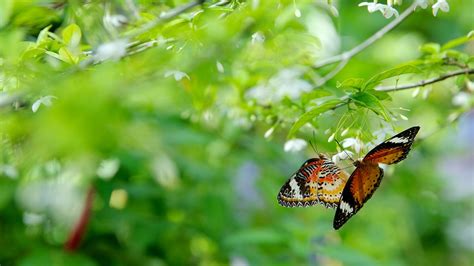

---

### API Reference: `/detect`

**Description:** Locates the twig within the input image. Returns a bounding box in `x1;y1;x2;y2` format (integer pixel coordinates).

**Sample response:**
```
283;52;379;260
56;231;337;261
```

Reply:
313;1;418;70
376;68;474;92
125;0;206;39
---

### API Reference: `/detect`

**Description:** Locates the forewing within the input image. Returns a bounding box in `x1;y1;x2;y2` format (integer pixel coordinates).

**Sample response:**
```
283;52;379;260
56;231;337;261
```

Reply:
278;156;348;209
363;126;420;165
333;162;384;229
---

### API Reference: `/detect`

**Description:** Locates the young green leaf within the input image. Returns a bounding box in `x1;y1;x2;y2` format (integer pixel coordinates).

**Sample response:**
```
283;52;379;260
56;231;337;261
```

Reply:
363;65;420;90
287;99;342;138
337;78;365;90
62;24;82;49
350;91;390;121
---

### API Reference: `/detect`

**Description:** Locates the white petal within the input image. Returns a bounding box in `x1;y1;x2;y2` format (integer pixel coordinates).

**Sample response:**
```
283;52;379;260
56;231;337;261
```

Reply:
32;100;42;113
264;127;274;139
284;139;308;153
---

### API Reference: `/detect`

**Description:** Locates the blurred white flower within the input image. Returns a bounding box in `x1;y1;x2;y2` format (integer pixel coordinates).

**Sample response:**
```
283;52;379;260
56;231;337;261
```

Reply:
245;68;312;105
95;39;128;62
432;0;449;16
341;128;349;137
415;0;429;9
216;61;225;73
0;164;18;179
452;92;470;107
400;114;409;120
359;2;399;18
342;137;363;153
251;32;265;44
151;154;179;189
231;256;250;266
23;212;45;226
412;87;420;97
97;158;120;180
264;126;275;139
103;13;128;29
284;138;307;153
358;2;380;13
164;70;190;81
294;8;301;18
332;150;354;164
32;95;57;113
327;133;335;142
380;4;399;18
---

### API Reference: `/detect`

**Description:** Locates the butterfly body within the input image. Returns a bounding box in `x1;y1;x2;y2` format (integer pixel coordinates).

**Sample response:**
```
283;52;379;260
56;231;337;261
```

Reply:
333;126;420;229
278;154;348;209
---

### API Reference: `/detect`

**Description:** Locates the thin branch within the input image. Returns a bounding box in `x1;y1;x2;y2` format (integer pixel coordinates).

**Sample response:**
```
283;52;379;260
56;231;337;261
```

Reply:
376;68;474;92
315;59;348;87
313;1;418;69
125;0;206;39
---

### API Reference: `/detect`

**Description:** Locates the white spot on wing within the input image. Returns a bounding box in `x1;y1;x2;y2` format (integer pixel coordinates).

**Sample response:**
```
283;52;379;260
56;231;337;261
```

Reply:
339;200;353;214
289;178;303;200
387;136;409;144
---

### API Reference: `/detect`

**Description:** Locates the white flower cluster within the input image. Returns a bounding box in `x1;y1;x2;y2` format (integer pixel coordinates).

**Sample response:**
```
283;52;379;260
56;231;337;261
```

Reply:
245;68;312;105
358;0;450;18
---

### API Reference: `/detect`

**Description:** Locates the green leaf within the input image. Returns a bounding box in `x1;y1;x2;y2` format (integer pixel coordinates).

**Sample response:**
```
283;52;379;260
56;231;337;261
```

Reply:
337;78;365;90
441;33;474;51
300;89;332;105
363;65;420;90
350;91;390;121
0;0;13;28
420;43;440;54
37;25;53;44
287;99;342;138
58;47;77;64
62;23;82;48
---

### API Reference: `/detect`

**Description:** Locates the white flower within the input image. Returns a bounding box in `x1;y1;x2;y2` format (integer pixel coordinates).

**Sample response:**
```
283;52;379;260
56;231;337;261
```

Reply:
452;92;470;107
216;61;224;73
327;133;336;142
245;68;312;105
294;8;302;18
264;126;275;139
380;4;399;18
96;158;120;180
332;150;354;164
95;39;128;62
432;0;449;16
251;32;265;44
284;138;308;153
359;2;381;13
415;0;429;9
32;95;57;113
359;2;399;18
342;137;363;153
0;164;18;179
341;128;349;137
164;70;190;81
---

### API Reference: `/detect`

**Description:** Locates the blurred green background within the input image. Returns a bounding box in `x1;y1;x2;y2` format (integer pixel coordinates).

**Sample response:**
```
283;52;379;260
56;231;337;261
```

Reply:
0;0;473;265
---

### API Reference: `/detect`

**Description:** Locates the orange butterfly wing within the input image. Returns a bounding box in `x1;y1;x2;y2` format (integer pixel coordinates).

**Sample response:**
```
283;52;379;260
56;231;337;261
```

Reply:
363;126;420;164
278;155;348;209
333;161;383;229
333;126;420;229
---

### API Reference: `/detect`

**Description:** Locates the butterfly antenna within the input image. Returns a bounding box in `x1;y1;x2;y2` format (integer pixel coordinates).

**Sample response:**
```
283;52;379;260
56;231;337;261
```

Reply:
334;138;355;163
309;131;320;154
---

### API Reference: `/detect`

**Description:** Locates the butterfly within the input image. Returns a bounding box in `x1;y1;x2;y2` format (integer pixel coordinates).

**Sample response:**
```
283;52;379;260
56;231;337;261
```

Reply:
278;154;349;209
333;126;420;229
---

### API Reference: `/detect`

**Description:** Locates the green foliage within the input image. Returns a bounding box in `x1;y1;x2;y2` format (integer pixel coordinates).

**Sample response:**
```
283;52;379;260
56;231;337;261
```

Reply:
0;0;473;265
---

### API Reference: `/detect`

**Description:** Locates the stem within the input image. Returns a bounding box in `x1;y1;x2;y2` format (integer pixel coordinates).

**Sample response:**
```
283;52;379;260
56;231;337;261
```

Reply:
376;68;474;92
313;1;418;69
125;0;206;39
